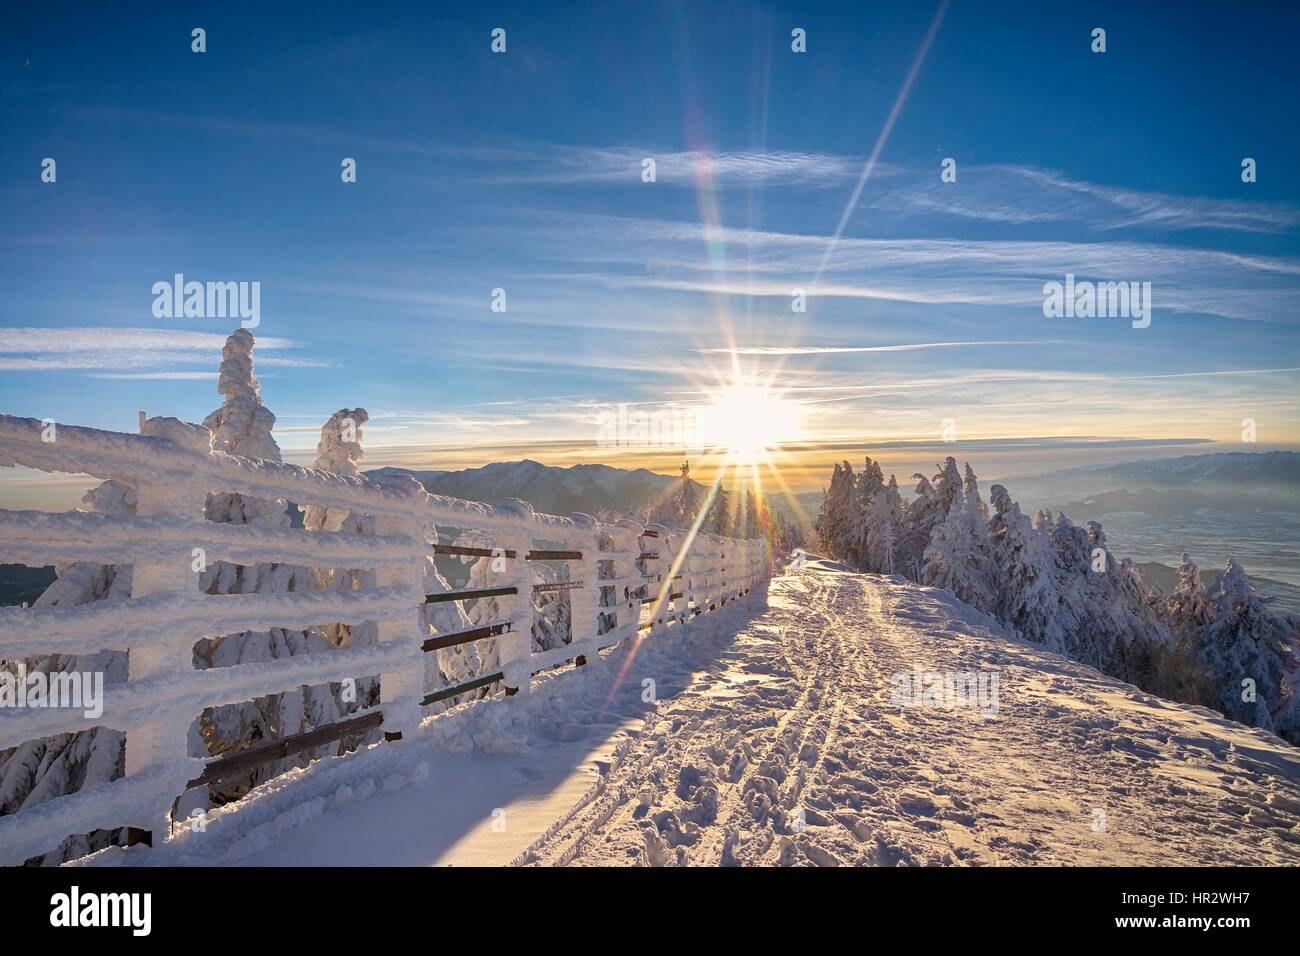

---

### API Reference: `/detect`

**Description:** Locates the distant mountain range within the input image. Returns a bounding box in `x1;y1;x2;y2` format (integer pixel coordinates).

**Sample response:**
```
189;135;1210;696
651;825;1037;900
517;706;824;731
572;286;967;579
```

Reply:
1008;451;1300;493
368;459;816;533
1007;451;1300;513
368;460;700;518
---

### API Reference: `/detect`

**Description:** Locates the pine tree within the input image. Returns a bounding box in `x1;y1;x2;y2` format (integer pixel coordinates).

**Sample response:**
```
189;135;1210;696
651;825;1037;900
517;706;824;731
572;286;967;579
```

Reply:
1190;560;1300;742
705;481;731;536
987;484;1063;648
851;457;886;565
674;460;700;527
1166;553;1212;651
814;460;860;562
963;463;988;522
864;475;906;574
742;489;761;539
922;486;997;614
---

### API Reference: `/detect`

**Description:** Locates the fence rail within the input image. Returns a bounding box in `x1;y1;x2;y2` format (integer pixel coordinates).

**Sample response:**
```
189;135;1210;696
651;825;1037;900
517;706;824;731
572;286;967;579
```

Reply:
0;411;769;865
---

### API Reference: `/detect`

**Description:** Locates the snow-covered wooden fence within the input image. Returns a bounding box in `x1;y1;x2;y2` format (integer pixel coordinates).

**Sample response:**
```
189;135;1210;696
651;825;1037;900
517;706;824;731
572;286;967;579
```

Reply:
0;412;769;864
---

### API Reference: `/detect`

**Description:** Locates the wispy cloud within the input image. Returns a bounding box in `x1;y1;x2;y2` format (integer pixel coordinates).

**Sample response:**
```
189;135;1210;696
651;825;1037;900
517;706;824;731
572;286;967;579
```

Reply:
474;145;881;187
0;327;324;373
698;341;1050;356
515;213;1300;321
871;164;1300;235
89;371;219;380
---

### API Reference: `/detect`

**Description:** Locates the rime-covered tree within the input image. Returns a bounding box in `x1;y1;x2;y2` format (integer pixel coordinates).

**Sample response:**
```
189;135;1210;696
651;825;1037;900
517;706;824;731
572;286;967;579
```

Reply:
674;460;700;527
847;457;884;565
864;475;906;574
1189;560;1300;742
987;484;1062;648
963;463;988;522
898;459;960;580
814;461;859;561
705;481;732;537
921;485;997;614
751;491;763;539
1166;553;1213;651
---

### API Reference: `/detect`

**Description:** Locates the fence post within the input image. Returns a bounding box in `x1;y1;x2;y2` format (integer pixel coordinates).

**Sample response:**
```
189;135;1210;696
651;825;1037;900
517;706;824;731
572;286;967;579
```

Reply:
644;522;669;633
496;501;536;695
566;513;599;665
373;514;425;741
127;479;206;839
669;529;689;622
611;518;642;638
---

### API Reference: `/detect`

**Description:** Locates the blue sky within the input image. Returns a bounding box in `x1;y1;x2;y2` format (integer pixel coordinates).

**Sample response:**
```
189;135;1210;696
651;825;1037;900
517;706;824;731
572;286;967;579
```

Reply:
2;0;1298;503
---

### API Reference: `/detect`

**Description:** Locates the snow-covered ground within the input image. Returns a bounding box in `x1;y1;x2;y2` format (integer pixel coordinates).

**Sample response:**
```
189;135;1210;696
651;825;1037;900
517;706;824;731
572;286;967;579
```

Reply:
82;561;1300;867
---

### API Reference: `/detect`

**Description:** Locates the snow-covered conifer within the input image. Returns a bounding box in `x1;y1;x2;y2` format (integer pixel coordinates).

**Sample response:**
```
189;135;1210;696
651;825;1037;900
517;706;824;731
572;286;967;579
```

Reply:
1191;560;1300;742
864;474;906;574
921;487;997;614
987;484;1062;648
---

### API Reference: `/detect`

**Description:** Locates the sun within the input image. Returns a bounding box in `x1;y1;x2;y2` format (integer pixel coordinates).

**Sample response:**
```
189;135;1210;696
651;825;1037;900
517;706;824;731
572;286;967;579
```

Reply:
698;383;801;465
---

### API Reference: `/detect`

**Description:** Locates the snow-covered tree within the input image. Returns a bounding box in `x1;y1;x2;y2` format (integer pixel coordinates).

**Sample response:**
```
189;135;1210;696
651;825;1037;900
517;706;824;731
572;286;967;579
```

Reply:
849;457;886;564
674;460;700;527
922;483;998;614
863;475;906;574
742;489;761;540
963;462;988;522
987;484;1063;648
705;481;731;536
1166;553;1213;651
1189;560;1300;742
814;461;858;561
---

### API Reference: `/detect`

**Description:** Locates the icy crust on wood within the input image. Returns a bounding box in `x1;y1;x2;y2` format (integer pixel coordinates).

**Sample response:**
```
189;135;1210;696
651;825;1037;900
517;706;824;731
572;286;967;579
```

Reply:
0;586;419;659
0;414;624;538
73;590;768;867
0;509;424;568
0;643;419;750
0;760;195;866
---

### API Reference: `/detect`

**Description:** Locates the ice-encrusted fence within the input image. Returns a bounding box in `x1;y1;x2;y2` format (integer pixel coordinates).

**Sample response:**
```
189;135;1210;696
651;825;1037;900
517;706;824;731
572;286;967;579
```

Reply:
0;412;769;864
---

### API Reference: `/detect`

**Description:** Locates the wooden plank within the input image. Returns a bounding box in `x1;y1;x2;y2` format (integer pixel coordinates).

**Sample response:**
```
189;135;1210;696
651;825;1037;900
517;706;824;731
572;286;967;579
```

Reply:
422;622;510;652
186;710;384;789
433;544;517;559
433;544;584;562
424;586;518;604
533;581;583;594
421;672;504;705
526;549;584;561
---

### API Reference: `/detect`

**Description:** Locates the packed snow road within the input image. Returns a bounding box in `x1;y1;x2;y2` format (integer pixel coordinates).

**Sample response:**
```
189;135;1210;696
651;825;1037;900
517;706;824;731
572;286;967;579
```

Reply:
92;561;1300;867
514;562;1300;866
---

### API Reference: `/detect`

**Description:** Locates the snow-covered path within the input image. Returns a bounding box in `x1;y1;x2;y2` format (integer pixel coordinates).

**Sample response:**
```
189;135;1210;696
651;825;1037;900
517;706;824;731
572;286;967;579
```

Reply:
92;562;1300;867
516;563;1300;866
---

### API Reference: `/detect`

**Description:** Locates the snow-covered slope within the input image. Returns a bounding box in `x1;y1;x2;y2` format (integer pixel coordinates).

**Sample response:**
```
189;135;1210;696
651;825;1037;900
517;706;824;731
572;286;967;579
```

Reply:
82;563;1300;867
518;564;1300;865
